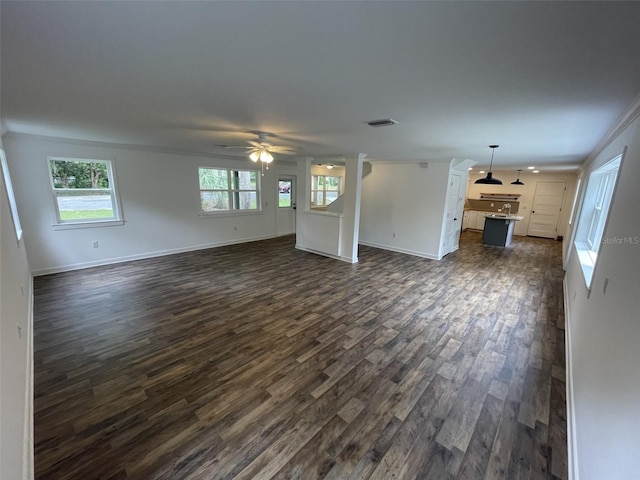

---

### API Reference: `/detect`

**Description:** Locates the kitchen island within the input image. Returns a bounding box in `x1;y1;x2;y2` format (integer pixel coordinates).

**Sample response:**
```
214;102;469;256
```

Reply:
482;214;524;247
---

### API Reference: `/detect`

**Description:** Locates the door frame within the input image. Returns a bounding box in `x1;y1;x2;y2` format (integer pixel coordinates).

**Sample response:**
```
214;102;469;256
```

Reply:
443;171;464;256
527;181;567;238
276;175;297;236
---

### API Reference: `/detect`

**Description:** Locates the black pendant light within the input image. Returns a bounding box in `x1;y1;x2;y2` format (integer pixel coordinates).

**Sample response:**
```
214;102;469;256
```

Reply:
475;145;502;184
511;169;525;185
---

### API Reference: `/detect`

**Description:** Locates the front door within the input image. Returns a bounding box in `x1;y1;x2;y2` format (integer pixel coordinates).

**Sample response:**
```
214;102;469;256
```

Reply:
277;177;296;236
527;181;567;238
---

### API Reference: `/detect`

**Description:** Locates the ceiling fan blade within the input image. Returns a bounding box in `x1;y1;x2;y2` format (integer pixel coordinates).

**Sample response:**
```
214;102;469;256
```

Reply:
269;146;299;154
214;131;300;156
214;144;252;149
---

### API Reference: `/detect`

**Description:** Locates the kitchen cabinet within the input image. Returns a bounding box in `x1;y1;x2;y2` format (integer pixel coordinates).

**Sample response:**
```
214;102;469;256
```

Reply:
475;211;490;230
463;210;498;231
483;215;525;246
462;210;477;230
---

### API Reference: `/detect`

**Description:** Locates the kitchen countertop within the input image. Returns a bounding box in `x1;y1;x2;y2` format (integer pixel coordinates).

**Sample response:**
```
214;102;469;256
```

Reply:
483;213;524;221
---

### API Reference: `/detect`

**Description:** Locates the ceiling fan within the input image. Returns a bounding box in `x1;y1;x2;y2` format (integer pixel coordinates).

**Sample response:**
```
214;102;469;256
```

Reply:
214;131;298;165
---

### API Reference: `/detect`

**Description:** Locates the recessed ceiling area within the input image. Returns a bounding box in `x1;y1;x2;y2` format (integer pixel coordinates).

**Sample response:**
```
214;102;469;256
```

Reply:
3;1;640;170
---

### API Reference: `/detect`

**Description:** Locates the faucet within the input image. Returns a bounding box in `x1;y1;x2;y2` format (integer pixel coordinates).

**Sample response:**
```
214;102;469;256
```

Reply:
504;203;512;216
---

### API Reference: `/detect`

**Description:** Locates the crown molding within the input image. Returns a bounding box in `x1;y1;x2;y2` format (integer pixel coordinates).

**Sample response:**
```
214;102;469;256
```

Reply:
0;132;250;162
584;90;640;168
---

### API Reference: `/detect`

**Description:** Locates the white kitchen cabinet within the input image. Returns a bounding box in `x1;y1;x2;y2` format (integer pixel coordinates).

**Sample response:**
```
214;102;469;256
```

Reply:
463;210;495;231
475;212;488;230
463;210;478;229
462;210;477;230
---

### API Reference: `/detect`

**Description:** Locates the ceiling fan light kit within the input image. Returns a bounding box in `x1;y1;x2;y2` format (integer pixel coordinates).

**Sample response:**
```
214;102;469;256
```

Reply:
475;145;503;185
250;148;273;164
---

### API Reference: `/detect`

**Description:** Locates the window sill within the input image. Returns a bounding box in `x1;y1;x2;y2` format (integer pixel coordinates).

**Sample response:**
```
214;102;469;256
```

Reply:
53;219;124;231
304;209;343;218
199;210;263;218
574;241;596;289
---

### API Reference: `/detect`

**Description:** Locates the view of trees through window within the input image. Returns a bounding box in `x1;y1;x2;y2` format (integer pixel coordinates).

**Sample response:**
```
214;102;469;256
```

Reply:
311;175;342;207
199;167;259;212
278;180;292;207
49;158;117;222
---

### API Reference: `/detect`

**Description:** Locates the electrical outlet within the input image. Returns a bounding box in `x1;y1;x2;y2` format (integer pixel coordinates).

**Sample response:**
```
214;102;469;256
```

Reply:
92;241;99;248
392;232;397;238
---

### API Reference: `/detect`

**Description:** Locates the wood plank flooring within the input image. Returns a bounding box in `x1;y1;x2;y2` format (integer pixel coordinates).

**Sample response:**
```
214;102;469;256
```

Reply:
33;231;567;479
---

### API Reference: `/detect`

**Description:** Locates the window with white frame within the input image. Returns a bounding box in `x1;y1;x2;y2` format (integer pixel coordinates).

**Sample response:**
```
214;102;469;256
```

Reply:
574;154;621;287
49;157;121;224
568;177;582;226
310;175;342;207
199;167;260;213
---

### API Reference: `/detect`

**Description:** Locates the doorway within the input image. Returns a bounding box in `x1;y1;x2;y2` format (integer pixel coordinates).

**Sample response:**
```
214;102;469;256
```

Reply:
527;181;567;238
277;176;296;236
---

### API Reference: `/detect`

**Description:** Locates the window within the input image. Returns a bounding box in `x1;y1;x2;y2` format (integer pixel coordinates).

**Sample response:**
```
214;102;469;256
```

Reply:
199;167;259;213
568;177;582;226
1;148;22;240
574;154;621;287
310;175;342;207
49;157;121;225
278;179;292;208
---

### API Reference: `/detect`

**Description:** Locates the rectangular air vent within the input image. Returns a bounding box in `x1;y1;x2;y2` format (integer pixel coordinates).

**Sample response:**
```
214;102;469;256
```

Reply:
366;118;399;127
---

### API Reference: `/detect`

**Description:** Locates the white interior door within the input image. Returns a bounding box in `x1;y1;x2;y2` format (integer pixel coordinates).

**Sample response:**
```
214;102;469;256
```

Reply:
527;181;566;238
276;176;296;236
443;172;463;255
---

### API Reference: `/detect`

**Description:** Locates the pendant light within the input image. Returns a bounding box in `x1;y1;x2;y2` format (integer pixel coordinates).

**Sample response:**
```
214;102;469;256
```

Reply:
475;145;502;184
511;169;524;185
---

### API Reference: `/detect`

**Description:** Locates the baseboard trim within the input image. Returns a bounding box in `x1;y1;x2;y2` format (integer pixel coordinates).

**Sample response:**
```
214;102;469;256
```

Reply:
357;240;440;260
563;277;579;480
32;235;278;276
22;275;35;480
294;244;358;264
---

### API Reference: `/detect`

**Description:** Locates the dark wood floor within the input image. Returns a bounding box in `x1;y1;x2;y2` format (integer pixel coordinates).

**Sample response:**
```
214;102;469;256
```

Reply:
33;231;567;480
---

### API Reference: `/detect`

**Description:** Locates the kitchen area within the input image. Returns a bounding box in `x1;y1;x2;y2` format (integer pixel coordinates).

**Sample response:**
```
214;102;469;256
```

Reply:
462;193;524;247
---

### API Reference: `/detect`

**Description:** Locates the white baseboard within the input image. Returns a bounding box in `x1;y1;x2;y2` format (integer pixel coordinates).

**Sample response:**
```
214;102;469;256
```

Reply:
32;234;277;276
563;277;579;480
294;244;358;264
357;240;440;260
22;276;34;480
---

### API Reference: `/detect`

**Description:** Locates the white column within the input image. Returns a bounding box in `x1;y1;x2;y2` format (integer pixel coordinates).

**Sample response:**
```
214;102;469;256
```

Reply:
340;153;365;263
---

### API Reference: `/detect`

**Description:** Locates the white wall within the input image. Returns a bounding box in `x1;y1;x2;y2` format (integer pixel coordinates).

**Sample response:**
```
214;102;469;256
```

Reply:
564;114;640;479
359;161;450;260
0;144;34;480
3;134;303;275
1;9;35;474
466;169;578;238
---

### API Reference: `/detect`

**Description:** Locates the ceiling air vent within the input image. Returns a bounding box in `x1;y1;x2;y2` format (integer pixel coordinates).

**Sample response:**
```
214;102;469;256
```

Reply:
366;118;399;127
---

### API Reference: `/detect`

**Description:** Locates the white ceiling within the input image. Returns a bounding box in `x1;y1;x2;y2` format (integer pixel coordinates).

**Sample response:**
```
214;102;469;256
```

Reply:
3;1;640;170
